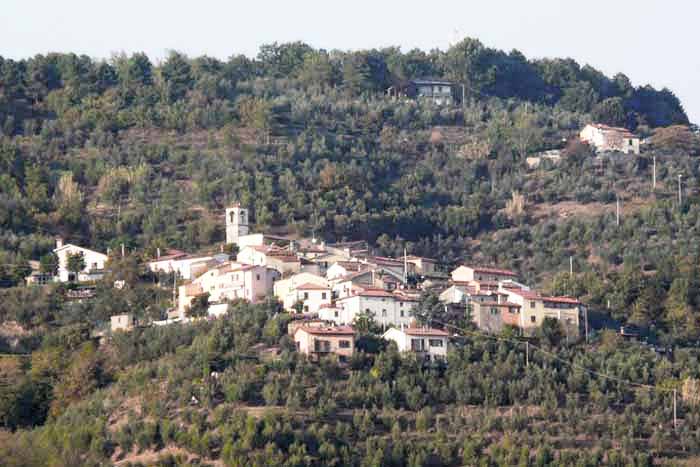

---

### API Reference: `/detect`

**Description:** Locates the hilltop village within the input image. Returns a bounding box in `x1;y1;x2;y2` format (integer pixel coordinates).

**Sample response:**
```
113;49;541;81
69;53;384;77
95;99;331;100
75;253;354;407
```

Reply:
30;199;586;362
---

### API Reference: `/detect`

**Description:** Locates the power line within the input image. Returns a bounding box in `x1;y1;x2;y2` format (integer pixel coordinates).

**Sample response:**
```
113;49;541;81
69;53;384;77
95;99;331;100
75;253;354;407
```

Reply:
431;318;676;394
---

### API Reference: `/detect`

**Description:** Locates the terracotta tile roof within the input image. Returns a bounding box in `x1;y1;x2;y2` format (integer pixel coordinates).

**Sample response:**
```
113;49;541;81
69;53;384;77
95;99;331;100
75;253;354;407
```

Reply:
335;261;362;271
367;256;403;265
591;123;637;138
152;249;188;261
542;296;581;305
479;301;521;308
268;254;301;263
504;288;541;300
403;327;450;337
184;283;203;296
296;325;355;336
336;270;372;282
470;266;517;277
356;288;396;298
405;255;437;263
295;282;330;291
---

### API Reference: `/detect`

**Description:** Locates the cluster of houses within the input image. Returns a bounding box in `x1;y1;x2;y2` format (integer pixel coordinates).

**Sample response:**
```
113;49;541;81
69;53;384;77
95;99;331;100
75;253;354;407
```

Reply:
26;202;584;363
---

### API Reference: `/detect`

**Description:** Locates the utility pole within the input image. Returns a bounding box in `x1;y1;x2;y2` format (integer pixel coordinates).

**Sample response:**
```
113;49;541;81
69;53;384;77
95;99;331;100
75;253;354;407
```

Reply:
525;341;529;367
569;256;573;277
461;84;466;110
652;156;656;190
678;174;683;207
673;389;678;430
616;194;620;227
584;306;589;344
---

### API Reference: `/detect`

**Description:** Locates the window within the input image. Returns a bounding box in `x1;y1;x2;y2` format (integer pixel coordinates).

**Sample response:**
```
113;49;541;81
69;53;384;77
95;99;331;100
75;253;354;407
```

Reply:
400;309;404;317
530;316;536;323
429;339;443;347
339;340;351;348
334;311;339;318
410;338;425;351
490;307;499;315
381;309;387;317
322;292;327;300
303;292;309;300
256;274;260;280
530;301;536;308
365;308;371;313
304;305;309;312
400;301;404;307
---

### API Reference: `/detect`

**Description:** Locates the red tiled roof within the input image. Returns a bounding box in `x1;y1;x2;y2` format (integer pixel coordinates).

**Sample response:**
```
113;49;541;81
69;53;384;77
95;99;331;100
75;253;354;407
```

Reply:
479;301;521;308
152;249;188;261
403;327;449;337
184;283;203;296
296;325;355;336
268;254;301;263
470;266;517;277
356;288;396;298
504;288;541;300
296;282;330;290
367;256;403;265
590;123;636;138
542;296;581;305
405;255;437;263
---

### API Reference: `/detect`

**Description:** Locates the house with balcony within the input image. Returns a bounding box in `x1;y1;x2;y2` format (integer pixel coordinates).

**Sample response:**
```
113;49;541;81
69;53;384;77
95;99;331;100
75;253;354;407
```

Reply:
177;261;279;317
294;325;355;362
53;238;108;283
387;78;455;106
273;272;330;311
382;326;449;363
334;288;417;328
450;265;518;284
499;285;582;338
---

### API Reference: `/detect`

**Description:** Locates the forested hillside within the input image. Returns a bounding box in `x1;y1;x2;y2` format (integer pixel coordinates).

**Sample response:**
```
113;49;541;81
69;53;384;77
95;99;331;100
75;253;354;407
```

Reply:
2;39;700;466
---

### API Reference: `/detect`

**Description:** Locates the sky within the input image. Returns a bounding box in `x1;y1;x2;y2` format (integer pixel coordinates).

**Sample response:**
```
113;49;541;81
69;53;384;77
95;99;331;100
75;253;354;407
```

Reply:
2;0;699;122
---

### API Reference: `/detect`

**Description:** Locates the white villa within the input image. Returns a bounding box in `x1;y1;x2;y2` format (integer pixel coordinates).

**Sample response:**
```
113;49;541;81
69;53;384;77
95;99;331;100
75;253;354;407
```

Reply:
177;261;279;317
382;326;449;362
580;123;640;155
53;238;108;282
333;288;417;328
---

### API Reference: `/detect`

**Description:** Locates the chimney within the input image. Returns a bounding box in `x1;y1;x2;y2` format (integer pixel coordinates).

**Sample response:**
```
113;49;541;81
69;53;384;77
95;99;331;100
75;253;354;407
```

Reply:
55;237;63;249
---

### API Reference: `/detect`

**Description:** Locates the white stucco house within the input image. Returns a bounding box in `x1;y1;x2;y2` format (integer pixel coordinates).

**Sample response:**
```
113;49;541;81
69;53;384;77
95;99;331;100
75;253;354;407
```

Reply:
580;123;640;155
273;272;330;311
147;249;220;280
334;289;417;328
450;265;518;284
382;326;449;362
53;238;108;282
177;261;279;317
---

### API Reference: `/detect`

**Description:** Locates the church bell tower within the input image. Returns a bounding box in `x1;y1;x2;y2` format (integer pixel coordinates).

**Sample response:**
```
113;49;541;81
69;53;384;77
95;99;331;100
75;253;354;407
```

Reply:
225;203;249;245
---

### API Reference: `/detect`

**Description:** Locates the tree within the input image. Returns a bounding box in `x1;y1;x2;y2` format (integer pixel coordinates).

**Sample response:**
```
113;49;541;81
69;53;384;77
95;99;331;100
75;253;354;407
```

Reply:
342;54;371;96
186;293;210;319
161;51;192;101
539;317;564;347
592;97;627;127
66;251;85;279
352;310;379;334
412;291;444;325
39;253;58;276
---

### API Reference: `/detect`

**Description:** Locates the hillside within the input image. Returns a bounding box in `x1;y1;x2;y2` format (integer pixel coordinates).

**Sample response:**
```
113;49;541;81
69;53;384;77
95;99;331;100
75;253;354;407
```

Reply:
1;39;700;466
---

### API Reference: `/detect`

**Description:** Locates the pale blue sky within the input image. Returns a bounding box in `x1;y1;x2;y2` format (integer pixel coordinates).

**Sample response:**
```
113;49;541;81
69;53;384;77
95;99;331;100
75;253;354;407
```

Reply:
2;0;698;122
